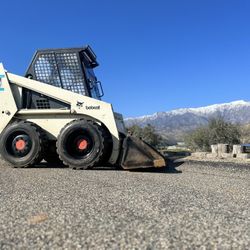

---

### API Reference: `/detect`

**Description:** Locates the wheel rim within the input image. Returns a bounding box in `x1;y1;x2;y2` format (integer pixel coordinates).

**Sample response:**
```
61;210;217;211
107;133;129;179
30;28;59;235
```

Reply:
7;133;32;157
64;129;95;159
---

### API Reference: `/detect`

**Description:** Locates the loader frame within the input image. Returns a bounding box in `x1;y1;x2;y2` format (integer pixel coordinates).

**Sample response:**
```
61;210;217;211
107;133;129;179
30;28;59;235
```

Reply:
0;63;125;165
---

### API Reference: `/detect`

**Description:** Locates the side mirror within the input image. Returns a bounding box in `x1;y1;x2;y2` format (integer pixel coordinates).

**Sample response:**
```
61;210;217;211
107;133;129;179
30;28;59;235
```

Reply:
96;81;104;97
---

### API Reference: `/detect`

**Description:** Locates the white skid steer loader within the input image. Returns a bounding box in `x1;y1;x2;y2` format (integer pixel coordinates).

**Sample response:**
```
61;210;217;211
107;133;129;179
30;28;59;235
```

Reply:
0;46;166;170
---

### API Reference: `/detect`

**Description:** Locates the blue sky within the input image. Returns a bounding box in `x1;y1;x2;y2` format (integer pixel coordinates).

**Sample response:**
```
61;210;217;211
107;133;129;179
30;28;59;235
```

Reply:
0;0;250;117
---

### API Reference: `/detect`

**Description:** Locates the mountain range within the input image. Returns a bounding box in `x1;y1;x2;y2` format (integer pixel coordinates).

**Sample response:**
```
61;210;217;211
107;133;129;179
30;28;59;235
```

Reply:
125;100;250;143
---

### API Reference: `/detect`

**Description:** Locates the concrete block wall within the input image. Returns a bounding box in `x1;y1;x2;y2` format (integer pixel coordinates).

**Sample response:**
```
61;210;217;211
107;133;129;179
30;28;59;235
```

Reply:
232;145;243;157
237;153;250;159
217;144;231;158
192;143;250;160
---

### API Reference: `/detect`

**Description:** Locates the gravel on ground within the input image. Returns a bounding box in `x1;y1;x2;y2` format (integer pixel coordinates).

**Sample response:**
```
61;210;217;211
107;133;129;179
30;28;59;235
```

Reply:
0;158;249;249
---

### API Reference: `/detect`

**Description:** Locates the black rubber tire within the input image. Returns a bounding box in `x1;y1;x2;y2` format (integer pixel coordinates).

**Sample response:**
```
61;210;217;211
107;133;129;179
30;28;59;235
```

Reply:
56;119;109;169
44;140;62;164
0;121;45;168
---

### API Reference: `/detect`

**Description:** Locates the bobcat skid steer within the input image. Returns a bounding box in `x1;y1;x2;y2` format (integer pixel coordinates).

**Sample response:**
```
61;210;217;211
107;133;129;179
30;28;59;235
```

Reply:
0;46;166;170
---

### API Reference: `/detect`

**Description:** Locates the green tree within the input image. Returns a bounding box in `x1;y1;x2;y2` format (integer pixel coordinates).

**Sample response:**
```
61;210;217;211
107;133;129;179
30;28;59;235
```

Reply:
127;124;162;147
142;124;161;147
240;124;250;143
185;117;241;151
185;127;210;151
208;117;241;146
127;124;143;139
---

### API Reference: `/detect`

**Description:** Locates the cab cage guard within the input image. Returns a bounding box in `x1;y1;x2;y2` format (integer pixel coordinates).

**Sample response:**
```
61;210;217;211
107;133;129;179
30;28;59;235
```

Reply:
25;46;99;94
22;45;101;109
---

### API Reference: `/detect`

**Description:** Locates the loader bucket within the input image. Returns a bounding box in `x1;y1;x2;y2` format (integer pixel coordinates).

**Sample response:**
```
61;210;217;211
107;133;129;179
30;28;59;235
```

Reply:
121;136;166;169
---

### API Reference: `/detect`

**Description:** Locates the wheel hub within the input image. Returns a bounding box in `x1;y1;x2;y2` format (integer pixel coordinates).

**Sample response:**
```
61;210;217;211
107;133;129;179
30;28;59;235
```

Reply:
65;132;94;159
12;135;32;156
15;139;26;151
77;139;88;151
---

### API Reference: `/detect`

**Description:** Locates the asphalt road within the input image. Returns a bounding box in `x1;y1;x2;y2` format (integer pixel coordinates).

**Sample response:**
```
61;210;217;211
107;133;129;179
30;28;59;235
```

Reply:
0;159;249;249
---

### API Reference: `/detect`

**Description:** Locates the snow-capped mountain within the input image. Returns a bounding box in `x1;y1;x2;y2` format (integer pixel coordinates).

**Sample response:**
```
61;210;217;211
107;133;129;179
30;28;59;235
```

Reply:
125;100;250;143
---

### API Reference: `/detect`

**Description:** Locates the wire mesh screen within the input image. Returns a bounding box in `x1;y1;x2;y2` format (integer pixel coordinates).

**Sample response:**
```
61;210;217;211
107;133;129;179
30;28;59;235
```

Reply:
56;53;86;95
34;54;61;88
34;52;86;95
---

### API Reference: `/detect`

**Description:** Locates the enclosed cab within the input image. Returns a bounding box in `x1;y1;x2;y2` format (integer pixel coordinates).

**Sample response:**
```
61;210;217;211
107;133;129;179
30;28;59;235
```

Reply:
24;46;103;109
